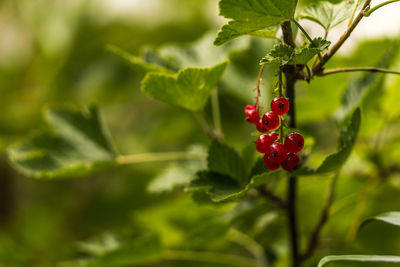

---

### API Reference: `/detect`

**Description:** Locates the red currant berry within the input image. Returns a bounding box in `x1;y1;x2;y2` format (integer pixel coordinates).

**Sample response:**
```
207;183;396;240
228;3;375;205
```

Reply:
271;96;289;115
256;120;268;133
285;132;304;153
281;153;300;172
262;111;279;130
256;132;278;153
245;109;259;124
266;142;287;163
245;105;256;113
263;154;280;171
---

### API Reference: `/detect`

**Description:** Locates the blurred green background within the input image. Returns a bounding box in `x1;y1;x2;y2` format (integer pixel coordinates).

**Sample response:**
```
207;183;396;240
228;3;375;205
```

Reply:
1;0;400;266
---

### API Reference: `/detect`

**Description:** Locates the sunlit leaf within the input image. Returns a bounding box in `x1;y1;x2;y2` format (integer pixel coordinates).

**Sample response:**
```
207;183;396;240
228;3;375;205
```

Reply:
214;0;298;45
141;62;228;111
318;255;400;267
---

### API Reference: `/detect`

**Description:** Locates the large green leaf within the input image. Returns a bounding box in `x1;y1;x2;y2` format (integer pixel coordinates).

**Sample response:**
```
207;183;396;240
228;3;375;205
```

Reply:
299;0;365;32
318;255;400;267
296;108;361;175
8;106;117;179
214;0;298;45
359;212;400;232
141;62;228;112
207;140;247;185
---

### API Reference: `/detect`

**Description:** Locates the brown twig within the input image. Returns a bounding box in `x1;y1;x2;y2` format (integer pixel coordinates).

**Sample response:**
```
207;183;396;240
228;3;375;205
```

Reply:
312;0;371;76
300;173;339;262
254;65;265;110
317;67;400;76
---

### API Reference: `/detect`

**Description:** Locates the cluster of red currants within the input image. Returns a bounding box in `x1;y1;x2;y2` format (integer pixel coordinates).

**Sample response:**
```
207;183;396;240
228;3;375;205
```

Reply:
244;96;304;172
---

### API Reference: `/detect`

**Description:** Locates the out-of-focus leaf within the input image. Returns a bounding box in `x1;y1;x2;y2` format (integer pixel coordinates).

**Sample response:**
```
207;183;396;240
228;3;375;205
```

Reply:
63;235;163;267
317;255;400;267
299;0;365;31
359;212;400;232
141;62;228;111
208;140;247;185
297;108;361;175
8;106;117;179
214;0;298;45
336;45;397;121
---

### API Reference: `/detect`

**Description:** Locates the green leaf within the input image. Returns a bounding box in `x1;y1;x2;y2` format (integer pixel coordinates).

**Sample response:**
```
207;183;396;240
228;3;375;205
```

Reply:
65;235;164;267
249;28;278;39
296;108;361;175
141;62;228;111
291;37;331;64
208;140;247;185
107;44;170;75
214;0;298;45
318;255;400;267
8;106;117;179
260;38;330;66
260;44;294;66
299;0;365;31
359;212;400;232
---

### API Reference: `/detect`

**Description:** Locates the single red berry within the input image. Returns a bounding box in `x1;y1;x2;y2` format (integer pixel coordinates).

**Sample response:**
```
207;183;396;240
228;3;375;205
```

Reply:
245;109;259;124
266;142;287;163
256;132;278;153
262;111;279;130
263;154;280;171
256;120;268;133
281;153;300;172
271;96;289;115
245;105;256;113
285;132;304;153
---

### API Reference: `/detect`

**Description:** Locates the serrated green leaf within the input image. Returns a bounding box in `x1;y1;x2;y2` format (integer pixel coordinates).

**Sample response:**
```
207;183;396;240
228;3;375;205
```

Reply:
318;255;400;267
8;106;117;179
260;38;330;66
141;62;228;111
260;44;294;65
208;140;247;185
214;0;298;45
296;108;361;175
299;0;365;31
359;212;400;232
291;38;331;64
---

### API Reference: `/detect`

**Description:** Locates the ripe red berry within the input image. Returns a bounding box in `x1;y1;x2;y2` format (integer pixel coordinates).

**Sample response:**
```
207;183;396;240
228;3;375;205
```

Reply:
263;154;280;171
285;132;304;153
245;109;259;124
271;96;289;115
245;105;256;113
281;153;300;171
262;111;279;130
256;132;279;153
266;142;287;163
256;120;268;133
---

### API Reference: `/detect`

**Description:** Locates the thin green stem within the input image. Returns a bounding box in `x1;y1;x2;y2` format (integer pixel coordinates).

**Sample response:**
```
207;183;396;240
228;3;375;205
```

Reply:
278;69;284;143
348;0;360;26
364;0;400;16
292;19;322;61
211;89;224;140
163;249;259;267
116;152;205;165
318;67;400;76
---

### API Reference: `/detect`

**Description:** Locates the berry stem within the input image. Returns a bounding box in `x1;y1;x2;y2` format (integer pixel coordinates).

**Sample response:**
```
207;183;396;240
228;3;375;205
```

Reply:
278;68;284;143
254;65;265;111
